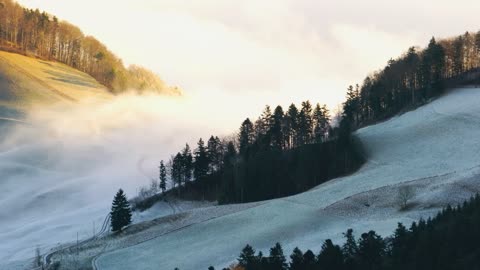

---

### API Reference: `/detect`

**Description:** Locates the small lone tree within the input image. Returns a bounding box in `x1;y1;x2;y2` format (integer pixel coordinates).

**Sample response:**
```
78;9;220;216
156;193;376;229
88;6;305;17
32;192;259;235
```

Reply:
397;185;415;210
159;160;167;193
33;246;43;269
110;189;132;232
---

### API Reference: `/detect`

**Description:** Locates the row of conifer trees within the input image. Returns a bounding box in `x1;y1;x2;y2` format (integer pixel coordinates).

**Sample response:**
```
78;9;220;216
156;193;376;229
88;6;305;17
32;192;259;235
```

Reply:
194;195;480;270
160;101;363;204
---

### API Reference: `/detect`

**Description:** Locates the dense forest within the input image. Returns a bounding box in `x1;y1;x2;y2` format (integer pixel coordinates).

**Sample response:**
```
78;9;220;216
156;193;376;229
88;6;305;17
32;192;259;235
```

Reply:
140;31;480;208
342;31;480;129
0;0;180;94
138;101;364;208
194;194;480;270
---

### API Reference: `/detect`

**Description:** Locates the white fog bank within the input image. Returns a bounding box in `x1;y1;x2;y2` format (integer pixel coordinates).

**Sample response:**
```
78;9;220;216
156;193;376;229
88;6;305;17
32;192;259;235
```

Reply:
0;92;247;263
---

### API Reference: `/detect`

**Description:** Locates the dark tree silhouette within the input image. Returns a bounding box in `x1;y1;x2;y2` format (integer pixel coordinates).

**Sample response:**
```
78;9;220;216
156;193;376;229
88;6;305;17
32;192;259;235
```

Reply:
194;138;209;181
289;247;305;270
159;160;167;193
238;245;257;269
268;243;288;270
317;239;344;270
110;189;132;232
239;118;255;155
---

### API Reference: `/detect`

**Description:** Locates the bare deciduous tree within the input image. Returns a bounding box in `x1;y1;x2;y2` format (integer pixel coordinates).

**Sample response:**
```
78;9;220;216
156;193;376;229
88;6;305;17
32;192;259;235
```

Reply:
33;246;43;269
397;185;415;210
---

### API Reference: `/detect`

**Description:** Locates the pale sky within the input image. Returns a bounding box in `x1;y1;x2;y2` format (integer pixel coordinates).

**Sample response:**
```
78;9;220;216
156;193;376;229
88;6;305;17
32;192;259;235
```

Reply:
16;0;480;119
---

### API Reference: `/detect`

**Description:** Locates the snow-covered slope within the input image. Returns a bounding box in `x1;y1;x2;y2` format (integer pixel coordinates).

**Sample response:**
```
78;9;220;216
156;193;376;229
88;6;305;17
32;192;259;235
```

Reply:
94;87;480;270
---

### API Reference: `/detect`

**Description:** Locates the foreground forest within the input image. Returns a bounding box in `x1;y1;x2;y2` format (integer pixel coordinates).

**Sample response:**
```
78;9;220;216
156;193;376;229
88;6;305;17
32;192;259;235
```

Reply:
0;0;180;94
210;194;480;270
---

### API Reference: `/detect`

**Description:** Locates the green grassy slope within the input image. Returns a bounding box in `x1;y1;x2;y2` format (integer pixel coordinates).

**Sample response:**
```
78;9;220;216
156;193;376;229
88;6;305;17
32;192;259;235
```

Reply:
0;51;113;118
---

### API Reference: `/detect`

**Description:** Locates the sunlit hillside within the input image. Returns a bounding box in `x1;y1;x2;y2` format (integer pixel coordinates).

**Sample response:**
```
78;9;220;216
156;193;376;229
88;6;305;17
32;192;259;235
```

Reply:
0;50;112;118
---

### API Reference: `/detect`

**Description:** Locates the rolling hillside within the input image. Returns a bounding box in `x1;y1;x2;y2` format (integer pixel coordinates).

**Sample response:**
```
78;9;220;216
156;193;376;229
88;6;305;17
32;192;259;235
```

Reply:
0;50;112;119
87;87;480;270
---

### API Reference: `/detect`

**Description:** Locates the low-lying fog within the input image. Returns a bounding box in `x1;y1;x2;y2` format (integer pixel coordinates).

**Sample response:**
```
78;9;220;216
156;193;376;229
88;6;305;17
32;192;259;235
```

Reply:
0;92;257;263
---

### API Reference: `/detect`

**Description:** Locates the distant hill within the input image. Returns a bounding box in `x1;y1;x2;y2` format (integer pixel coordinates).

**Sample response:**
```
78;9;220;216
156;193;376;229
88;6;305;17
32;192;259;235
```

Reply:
0;50;112;118
0;0;181;95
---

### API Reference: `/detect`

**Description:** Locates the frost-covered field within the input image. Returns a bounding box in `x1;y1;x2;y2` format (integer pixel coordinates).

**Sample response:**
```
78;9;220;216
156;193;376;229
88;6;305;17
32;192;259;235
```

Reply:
93;87;480;270
3;87;480;270
0;98;227;269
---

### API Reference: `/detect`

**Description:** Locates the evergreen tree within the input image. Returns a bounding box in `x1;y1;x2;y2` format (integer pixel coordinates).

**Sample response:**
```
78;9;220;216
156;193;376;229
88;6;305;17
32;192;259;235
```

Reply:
343;85;360;126
342;229;359;268
110;189;132;232
390;223;409;269
285;104;299;149
428;37;446;95
289;247;305;270
313;104;330;143
357;231;385;270
302;250;316;270
452;35;464;76
320;105;331;138
219;142;238;203
181;144;193;183
194;138;209;181
317;239;344;270
268;243;288;270
238;245;257;269
271;105;285;150
207;136;223;172
260;105;274;136
297;101;313;145
171;153;183;189
239;118;255;155
159;160;167;193
405;47;420;103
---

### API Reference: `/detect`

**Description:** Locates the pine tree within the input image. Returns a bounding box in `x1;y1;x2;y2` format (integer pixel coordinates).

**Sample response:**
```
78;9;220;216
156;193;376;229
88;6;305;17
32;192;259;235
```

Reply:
313;103;327;143
391;223;409;267
259;105;274;137
342;229;358;268
302;250;316;269
289;247;305;270
238;245;257;268
320;104;331;138
159;160;167;193
343;85;359;126
207;136;223;172
317;239;344;270
297;101;313;145
110;189;132;232
285;104;299;149
452;35;464;76
405;47;420;103
265;105;284;150
268;242;288;270
194;138;209;181
239;118;255;155
171;153;183;189
357;231;385;270
181;144;193;183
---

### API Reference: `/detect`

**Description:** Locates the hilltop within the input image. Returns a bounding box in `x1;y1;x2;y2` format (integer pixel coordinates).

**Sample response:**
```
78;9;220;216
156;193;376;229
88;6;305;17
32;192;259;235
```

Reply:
0;0;180;95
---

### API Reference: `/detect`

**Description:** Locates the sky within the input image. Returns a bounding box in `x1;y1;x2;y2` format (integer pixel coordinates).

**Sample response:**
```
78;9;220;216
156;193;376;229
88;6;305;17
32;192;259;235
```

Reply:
15;0;480;120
